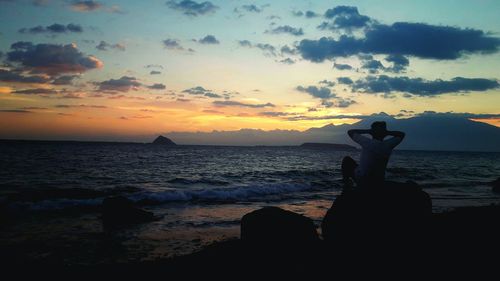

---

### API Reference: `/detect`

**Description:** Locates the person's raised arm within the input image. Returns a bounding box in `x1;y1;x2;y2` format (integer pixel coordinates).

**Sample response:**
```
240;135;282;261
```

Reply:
386;130;405;139
348;129;372;140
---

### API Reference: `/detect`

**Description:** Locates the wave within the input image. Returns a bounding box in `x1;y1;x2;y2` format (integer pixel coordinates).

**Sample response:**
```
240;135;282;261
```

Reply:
5;182;315;211
129;183;314;204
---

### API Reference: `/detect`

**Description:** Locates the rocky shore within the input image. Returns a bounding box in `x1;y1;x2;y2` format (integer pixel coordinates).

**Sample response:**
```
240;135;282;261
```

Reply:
4;180;499;277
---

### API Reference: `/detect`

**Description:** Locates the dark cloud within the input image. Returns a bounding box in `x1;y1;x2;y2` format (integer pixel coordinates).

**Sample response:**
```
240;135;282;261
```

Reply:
12;88;57;95
96;41;126;51
0;109;32;113
55;104;107;108
416;111;500;119
238;40;277;56
259;111;294;117
280;45;297;56
145;64;163;69
198;35;219;44
353;75;499;96
336;98;357;108
266;25;304;36
385;54;409;73
319;80;336;87
51;75;78;85
98;76;141;92
166;0;218;16
150;70;161;75
7;41;103;75
71;1;102;12
240;4;262;13
279;58;295;64
333;63;353;70
292;10;319;18
148;83;166;90
337;77;354;84
0;69;50;83
163;39;185;50
299;22;500;62
296;85;335;99
182;86;222;98
19;23;83;34
213;100;275;108
361;59;385;73
321;5;372;30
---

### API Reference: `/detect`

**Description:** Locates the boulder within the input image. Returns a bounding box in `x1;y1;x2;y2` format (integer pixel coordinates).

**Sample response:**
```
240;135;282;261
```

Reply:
321;181;432;251
241;207;319;252
101;196;156;228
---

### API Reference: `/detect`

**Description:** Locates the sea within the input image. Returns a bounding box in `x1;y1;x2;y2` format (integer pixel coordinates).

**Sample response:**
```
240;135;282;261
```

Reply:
1;141;499;265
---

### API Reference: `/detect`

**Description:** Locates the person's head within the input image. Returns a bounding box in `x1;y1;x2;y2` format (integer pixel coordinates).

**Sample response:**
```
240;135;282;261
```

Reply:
370;121;387;140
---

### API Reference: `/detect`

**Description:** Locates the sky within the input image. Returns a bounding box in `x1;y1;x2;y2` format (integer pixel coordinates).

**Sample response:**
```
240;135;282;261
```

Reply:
0;0;499;141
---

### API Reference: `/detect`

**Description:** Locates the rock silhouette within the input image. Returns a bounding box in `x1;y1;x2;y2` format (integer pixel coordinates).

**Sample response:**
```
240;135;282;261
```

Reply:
152;135;176;145
101;196;156;228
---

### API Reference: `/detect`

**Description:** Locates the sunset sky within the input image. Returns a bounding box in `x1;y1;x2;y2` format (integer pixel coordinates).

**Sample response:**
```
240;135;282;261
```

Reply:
1;0;499;141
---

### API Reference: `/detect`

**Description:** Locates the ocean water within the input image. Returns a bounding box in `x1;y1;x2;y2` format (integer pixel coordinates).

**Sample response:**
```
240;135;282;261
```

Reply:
1;142;499;264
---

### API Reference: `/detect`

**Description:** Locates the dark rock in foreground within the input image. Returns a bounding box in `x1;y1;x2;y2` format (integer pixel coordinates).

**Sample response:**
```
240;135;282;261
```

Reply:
241;206;319;251
101;196;156;228
321;181;432;248
151;135;176;146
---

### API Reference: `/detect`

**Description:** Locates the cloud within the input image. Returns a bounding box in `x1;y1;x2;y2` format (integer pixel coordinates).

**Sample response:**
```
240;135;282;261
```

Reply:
213;100;275;108
299;22;500;62
0;69;50;83
296;85;335;99
162;39;189;51
320;5;372;30
319;80;336;87
51;75;78;85
55;104;107;108
148;83;166;90
333;63;353;70
361;59;385;73
279;58;295;64
98;76;141;92
96;41;126;51
166;0;218;16
352;75;500;96
280;45;297;56
6;42;103;75
0;109;32;113
150;70;161;75
145;64;163;69
12;88;57;95
198;35;219;44
337;77;354;84
292;10;319;18
71;1;102;12
238;40;277;56
182;86;222;98
240;4;263;13
266;25;304;36
385;54;409;73
19;23;83;34
416;111;500;119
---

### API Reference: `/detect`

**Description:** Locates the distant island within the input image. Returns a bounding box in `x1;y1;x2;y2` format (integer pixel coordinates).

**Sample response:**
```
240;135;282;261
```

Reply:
152;135;177;146
299;143;356;150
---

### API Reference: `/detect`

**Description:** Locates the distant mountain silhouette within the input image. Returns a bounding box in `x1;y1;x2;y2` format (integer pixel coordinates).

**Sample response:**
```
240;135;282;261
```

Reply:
152;135;176;146
166;114;500;152
300;143;357;150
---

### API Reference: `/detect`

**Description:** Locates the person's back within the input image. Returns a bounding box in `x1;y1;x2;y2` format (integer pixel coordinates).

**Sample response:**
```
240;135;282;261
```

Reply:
342;121;405;187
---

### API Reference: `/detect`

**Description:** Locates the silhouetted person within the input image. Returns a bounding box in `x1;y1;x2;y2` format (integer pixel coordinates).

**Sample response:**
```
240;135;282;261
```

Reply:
342;121;405;187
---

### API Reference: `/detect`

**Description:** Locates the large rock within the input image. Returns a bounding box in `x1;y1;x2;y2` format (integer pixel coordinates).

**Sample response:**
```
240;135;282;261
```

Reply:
152;135;176;146
321;181;432;251
241;207;319;250
101;196;156;228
